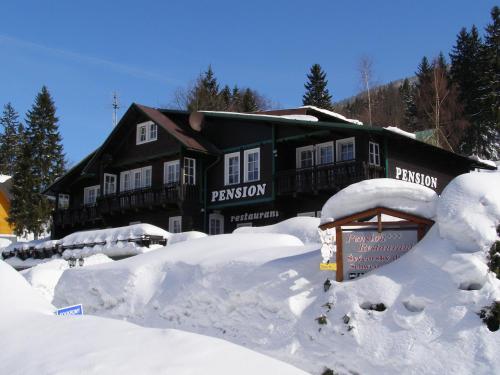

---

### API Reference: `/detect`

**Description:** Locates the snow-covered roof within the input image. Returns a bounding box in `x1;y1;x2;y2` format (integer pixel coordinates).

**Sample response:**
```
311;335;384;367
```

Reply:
384;126;416;139
299;105;364;125
321;178;438;224
0;175;11;184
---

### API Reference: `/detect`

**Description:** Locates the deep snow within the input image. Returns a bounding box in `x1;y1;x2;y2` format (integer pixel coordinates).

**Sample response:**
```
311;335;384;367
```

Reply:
46;173;500;374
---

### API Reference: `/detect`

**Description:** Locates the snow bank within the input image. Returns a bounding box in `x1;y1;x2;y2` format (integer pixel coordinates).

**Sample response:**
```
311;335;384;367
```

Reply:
234;216;321;243
437;172;500;252
168;230;207;244
0;260;308;375
384;126;417;139
21;254;113;302
321;178;438;223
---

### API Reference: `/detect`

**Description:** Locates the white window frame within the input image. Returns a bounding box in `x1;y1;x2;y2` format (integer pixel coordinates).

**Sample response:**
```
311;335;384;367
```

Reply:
296;145;315;169
316;141;334;165
120;171;131;192
120;166;152;191
58;193;70;209
136;121;157;145
168;216;182;233
164;160;180;184
183;157;196;185
103;173;117;196
369;141;381;166
83;185;100;205
224;152;240;186
336;137;355;162
142;166;152;188
209;213;224;235
243;148;260;183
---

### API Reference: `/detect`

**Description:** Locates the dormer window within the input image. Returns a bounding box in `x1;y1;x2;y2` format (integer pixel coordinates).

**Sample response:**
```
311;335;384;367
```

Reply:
136;121;157;145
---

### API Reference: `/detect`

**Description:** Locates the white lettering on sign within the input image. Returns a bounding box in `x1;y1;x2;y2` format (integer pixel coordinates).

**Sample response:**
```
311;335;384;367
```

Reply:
230;210;279;223
211;183;267;203
395;167;437;189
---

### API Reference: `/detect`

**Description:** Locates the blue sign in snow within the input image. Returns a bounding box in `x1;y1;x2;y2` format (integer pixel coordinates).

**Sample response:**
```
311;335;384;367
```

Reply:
56;304;84;316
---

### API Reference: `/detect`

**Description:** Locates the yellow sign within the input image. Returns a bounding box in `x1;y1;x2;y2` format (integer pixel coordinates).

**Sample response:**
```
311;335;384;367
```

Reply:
319;263;337;271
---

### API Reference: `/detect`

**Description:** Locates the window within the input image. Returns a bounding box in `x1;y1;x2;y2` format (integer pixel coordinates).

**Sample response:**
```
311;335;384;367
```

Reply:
209;213;224;235
120;166;152;191
336;137;355;162
244;148;260;182
224;152;240;185
83;185;100;205
169;216;182;233
103;174;117;195
164;160;180;184
369;141;380;166
58;194;70;209
297;212;316;217
296;146;314;168
136;121;157;145
316;142;334;165
183;157;196;185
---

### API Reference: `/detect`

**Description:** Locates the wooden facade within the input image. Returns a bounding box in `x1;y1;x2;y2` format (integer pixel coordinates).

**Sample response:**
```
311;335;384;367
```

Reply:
44;104;495;238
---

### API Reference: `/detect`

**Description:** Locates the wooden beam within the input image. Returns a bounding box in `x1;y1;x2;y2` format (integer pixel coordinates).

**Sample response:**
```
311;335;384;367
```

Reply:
336;226;343;282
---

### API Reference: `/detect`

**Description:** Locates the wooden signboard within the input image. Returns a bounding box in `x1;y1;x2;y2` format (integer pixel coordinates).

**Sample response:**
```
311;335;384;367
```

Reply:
318;207;434;282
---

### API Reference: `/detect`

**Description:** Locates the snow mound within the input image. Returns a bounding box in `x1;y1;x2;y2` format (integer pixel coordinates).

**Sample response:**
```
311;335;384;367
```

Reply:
169;230;207;244
21;254;113;302
437;172;500;252
234;216;321;243
0;261;308;375
321;178;438;223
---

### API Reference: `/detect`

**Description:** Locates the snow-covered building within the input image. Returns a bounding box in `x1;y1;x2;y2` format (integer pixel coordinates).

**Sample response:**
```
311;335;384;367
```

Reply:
0;175;15;243
43;104;495;238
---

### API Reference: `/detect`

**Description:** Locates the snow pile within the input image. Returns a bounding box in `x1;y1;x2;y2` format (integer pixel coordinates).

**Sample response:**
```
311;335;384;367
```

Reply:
437;172;500;252
234;216;321;243
280;114;319;122
384;126;417;139
0;174;11;184
0;260;308;375
168;230;207;244
321;178;438;223
37;172;500;374
21;254;113;301
0;237;14;249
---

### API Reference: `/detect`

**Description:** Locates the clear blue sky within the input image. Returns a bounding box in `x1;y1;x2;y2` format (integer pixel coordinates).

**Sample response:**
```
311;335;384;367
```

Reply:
0;0;497;165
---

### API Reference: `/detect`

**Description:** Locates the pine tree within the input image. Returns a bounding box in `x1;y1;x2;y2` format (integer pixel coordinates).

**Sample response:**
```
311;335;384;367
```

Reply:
187;65;223;111
476;6;500;159
302;64;333;110
8;86;65;238
220;85;232;110
241;88;259;112
0;103;24;176
399;79;417;131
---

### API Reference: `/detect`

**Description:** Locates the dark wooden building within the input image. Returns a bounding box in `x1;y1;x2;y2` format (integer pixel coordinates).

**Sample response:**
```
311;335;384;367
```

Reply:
44;104;495;238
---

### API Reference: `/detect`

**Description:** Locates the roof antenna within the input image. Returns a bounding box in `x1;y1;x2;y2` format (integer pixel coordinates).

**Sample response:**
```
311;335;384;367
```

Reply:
112;92;120;127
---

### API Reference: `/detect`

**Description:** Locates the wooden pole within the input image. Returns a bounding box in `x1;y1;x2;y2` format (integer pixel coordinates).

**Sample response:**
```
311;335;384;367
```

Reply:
336;226;343;282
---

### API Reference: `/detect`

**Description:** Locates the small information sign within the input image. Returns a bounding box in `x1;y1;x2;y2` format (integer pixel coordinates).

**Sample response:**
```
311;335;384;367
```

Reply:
319;263;337;271
55;304;84;316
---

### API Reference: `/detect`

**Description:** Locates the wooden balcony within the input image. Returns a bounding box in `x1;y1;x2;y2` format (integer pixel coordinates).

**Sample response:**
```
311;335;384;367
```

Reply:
276;161;384;195
53;184;200;227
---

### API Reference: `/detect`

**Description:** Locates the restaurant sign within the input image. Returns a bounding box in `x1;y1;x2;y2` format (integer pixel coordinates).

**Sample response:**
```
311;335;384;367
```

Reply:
342;228;418;280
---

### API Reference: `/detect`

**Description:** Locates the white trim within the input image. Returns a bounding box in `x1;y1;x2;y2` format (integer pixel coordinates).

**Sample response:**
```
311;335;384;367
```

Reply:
183;157;196;185
120;165;152;191
136;121;157;145
209;213;224;235
83;185;100;205
336;137;355;162
224;152;240;185
103;173;117;195
369;141;381;166
168;216;182;233
142;166;152;188
243;148;260;183
297;212;316;217
296;145;314;168
164;160;180;184
315;141;334;165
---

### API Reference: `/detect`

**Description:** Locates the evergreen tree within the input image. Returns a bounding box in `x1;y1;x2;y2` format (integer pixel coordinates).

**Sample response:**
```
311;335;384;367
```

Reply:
187;65;223;111
241;88;259;112
0;103;24;176
8;86;65;238
302;64;333;110
231;86;241;111
399;79;417;131
220;85;232;110
476;6;500;159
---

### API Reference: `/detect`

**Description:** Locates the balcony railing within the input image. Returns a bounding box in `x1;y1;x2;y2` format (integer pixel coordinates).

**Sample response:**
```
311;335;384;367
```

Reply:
54;184;199;227
276;161;384;195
